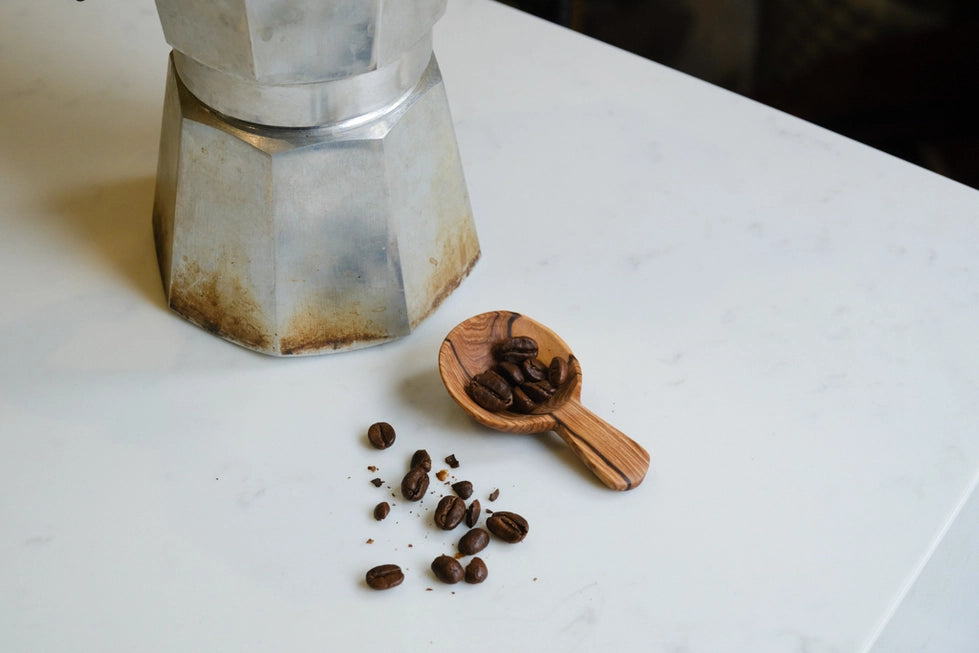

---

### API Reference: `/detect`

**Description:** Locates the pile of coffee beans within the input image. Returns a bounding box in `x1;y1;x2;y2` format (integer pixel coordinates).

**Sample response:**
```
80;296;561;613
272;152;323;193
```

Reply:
362;421;530;591
466;336;571;413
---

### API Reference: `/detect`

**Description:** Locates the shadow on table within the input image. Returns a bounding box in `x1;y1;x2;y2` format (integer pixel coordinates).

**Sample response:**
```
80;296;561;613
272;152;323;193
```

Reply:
50;176;165;308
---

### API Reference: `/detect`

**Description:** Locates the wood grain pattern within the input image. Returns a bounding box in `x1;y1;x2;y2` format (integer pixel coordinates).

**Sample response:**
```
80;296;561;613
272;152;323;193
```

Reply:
439;310;650;490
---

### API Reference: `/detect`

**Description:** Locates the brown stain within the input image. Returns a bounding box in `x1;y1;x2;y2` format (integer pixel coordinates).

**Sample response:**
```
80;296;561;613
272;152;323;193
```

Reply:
168;258;272;351
278;306;395;355
413;210;481;330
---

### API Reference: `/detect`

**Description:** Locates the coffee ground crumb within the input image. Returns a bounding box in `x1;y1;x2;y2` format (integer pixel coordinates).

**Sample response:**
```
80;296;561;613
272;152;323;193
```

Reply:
445;454;460;468
371;478;384;487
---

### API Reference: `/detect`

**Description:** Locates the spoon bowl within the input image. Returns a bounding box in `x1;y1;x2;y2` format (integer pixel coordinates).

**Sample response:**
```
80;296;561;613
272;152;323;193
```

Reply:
439;310;650;490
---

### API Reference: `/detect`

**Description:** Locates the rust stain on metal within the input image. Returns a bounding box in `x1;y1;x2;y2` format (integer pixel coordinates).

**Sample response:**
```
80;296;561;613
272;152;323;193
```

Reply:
169;257;272;351
413;209;480;329
278;307;395;355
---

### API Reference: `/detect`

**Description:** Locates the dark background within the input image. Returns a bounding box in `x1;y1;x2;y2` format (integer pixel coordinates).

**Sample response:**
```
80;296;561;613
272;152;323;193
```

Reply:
497;0;979;189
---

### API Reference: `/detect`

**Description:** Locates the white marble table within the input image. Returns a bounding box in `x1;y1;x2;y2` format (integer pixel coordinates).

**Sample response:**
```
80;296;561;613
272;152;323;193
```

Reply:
1;1;977;651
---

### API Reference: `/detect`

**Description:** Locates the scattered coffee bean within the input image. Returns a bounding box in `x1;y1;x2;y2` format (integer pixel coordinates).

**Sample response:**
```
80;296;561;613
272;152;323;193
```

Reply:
494;336;539;363
451;480;473;499
487;511;529;543
410;449;432;472
373;502;390;521
445;454;460;468
433;495;466;530
458;527;490;555
401;467;429;501
467;370;513;412
431;554;464;584
465;557;488;584
465;499;481;527
366;564;404;590
488;488;500;502
371;478;384;487
367;422;396;450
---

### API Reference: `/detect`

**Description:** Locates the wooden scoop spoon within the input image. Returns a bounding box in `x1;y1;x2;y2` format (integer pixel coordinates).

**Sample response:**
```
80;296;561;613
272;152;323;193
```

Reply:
438;310;650;491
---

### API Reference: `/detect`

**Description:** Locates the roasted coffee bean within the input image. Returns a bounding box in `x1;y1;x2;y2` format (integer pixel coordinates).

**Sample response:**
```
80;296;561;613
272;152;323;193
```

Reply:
433;495;466;530
373;501;390;521
521;357;548;382
458;527;490;555
451;480;473;499
467;370;513;412
510;386;537;413
521;379;555;403
488;488;499;502
494;336;539;363
548;355;569;387
495;361;525;385
465;557;488;584
486;511;529;543
401;466;429;501
410;449;432;472
465;499;481;528
367;422;396;449
445;454;460;468
365;564;404;590
431;554;464;584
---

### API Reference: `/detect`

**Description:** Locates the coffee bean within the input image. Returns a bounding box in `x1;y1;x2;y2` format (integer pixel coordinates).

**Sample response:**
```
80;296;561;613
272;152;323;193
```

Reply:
510;386;537;413
433;495;466;530
488;488;499;502
495;361;525;385
410;449;432;472
366;564;404;590
521;357;548;382
373;501;390;521
467;370;513;412
431;554;464;584
494;336;539;363
451;480;473;499
465;499;481;528
401;467;429;501
445;454;460;469
465;557;488;584
486;511;529;543
548;355;569;387
458;527;489;555
521;380;555;403
367;422;396;449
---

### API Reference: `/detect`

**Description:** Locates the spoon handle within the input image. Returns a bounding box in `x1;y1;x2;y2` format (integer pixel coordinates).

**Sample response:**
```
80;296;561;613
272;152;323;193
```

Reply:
550;399;650;491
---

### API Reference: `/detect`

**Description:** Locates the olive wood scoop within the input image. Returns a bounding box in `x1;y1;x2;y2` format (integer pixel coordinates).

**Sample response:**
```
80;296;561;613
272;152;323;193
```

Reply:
438;310;650;490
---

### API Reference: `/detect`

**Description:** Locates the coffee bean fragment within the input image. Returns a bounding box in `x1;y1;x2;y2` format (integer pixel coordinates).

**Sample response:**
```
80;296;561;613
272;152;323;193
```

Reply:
370;478;384;487
373;501;390;520
410;449;432;472
465;557;488;584
488;488;499;502
494;336;539;363
401;467;429;501
445;454;460;468
431;554;464;584
451;480;473;499
458;527;490;555
465;499;481;528
433;495;466;530
366;564;404;590
367;422;396;450
487;511;529;543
